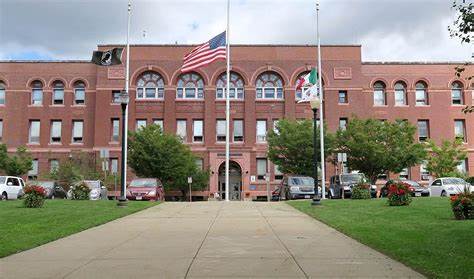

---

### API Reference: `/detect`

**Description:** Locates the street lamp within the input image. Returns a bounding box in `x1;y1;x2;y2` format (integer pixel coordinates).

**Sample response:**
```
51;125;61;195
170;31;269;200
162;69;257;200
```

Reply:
310;97;321;206
117;90;129;207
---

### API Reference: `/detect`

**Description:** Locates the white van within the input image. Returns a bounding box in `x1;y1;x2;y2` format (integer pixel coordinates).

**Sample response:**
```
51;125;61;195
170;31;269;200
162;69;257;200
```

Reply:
0;176;26;200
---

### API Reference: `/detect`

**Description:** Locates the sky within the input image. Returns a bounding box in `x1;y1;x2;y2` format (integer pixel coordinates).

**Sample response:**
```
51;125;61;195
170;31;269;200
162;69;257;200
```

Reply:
0;0;472;62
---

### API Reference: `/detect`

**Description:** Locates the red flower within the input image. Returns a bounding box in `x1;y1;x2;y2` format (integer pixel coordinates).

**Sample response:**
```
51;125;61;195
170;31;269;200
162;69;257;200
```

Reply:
451;195;458;202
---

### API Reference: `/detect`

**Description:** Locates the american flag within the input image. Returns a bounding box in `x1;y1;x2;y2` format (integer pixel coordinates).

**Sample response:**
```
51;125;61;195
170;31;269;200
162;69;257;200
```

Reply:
181;31;226;73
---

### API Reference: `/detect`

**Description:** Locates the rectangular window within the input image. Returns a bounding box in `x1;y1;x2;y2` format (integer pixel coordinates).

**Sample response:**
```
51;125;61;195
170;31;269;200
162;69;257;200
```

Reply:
233;120;244;142
415;89;428;105
50;159;59;173
0;87;5;104
74;88;85;105
29;120;40;144
273;119;280;133
216;88;244;100
153;119;163;131
339;118;348;131
53;88;64;105
195;158;204;170
32;88;43;105
420;161;430;181
28;159;39;179
50;120;62;143
274;164;283;180
72;120;83;143
111;119;120;142
452;88;463;105
256;88;283;100
256;120;267;142
176;120;187;141
0;120;3;141
136;119;147;131
338;90;348;104
112;90;121;103
216;120;226;142
457;159;468;174
394;89;407;106
257;158;267;180
373;89;386;106
454;120;466;141
193;120;203;142
110;158;119;174
337;153;348;174
417;120;429;141
399;168;410;180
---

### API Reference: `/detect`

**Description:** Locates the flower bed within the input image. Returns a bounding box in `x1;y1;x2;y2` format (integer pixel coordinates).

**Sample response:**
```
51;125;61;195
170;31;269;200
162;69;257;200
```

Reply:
70;182;91;200
387;181;412;206
23;185;46;208
450;187;473;220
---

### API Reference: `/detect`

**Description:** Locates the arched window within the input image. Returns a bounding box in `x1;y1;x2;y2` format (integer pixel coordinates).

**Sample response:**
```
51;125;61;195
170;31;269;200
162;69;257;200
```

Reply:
31;80;43;105
136;71;165;100
256;72;284;100
295;72;311;101
0;82;5;105
52;81;64;105
216;72;244;100
176;73;204;99
373;81;386;106
73;81;85;105
415;81;428;106
451;81;463;105
394;81;407;106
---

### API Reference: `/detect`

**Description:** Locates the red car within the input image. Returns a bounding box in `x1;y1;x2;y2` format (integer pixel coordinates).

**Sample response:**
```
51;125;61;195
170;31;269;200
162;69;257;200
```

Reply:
126;178;164;201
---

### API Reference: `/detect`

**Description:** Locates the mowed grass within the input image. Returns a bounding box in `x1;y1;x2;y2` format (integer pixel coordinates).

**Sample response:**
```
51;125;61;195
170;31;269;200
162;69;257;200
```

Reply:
288;197;474;278
0;200;157;258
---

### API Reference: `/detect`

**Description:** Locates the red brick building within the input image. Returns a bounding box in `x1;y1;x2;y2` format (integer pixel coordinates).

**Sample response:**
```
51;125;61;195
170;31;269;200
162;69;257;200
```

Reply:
0;45;472;200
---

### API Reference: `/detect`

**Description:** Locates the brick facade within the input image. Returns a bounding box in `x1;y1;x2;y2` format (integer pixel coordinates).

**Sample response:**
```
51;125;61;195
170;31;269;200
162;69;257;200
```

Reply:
0;45;472;199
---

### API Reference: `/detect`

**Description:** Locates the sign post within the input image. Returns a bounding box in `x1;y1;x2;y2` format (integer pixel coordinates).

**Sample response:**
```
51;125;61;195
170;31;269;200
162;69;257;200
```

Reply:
266;173;271;202
188;176;193;202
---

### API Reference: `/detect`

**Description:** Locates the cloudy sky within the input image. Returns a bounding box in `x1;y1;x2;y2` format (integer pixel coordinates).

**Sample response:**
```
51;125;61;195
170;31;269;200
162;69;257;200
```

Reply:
0;0;472;62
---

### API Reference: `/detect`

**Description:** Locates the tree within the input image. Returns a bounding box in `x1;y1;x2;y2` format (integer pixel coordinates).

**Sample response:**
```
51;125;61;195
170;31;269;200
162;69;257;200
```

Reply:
337;118;427;184
425;139;467;178
0;144;33;176
128;125;209;199
267;119;336;177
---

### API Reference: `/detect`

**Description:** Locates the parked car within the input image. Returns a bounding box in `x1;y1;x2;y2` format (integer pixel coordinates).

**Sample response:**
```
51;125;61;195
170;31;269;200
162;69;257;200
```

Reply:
279;176;319;200
67;180;108;200
380;180;430;197
0;176;25;200
30;181;67;199
429;177;473;197
127;178;164;201
328;173;375;199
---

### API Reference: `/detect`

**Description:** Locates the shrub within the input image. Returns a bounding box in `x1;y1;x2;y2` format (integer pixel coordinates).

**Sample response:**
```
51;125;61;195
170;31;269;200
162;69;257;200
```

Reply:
23;185;46;208
450;186;473;220
351;183;371;199
387;181;412;206
70;182;91;200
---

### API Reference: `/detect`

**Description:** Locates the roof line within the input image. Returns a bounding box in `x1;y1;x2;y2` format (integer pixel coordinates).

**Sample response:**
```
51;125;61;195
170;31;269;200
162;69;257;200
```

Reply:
97;43;363;47
363;61;472;65
0;60;91;63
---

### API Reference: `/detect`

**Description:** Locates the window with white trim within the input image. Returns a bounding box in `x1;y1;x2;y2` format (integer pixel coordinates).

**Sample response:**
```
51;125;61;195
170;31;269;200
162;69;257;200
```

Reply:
136;71;165;100
74;81;85;105
31;80;43;105
72;120;83;143
193;120;203;142
417;120;429;141
28;159;39;179
52;81;64;105
394;82;407;106
136;119;147;131
338;90;348;104
274;164;283;180
457;159;468;174
112;90;121;103
153;119;163;131
50;159;59;173
256;72;284;100
451;81;463;105
195;158;204;170
216;72;244;99
0;120;3;142
233;119;243;142
0;82;5;105
373;81;386;106
216;120;226;142
110;158;119;174
29;120;40;144
339;118;348;131
399;168;410;180
420;161;430;181
415;81;428;105
176;73;204;99
176;120;187;141
256;120;267;142
257;158;267;180
50;120;62;143
111;119;119;142
454;119;466;142
295;72;310;101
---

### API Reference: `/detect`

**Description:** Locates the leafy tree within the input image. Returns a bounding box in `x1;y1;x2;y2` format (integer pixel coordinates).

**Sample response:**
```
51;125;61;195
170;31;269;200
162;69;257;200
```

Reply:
425;139;468;178
337;118;427;184
128;125;209;199
267;119;336;177
0;144;33;176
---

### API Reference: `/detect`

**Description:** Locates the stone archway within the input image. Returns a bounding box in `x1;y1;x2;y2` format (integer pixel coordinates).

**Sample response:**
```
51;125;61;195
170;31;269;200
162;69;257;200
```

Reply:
218;161;242;200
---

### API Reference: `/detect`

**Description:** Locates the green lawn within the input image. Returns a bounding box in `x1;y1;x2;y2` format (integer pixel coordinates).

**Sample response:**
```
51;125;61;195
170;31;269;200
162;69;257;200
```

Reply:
288;197;474;279
0;200;157;258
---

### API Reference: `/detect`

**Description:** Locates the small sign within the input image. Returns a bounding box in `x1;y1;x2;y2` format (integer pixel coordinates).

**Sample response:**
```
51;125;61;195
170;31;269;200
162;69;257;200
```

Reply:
250;185;257;191
187;177;193;184
250;175;256;182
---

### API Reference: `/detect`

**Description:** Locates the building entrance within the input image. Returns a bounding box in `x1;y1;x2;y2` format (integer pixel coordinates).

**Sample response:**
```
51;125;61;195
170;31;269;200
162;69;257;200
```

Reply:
218;161;242;200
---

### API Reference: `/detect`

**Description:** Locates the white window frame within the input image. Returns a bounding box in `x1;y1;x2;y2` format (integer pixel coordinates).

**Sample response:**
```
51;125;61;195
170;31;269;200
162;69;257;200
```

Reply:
50;120;62;143
394;88;407;106
373;89;386;106
454;120;466;142
417;120;429;141
111;119;120;142
339;118;348;131
153;119;163;131
256;87;283;100
0;86;5;105
0;120;3;141
216;120;226;142
256;120;267;143
31;88;43;105
257;158;267;180
136;119;147;131
28;159;39;178
176;120;187;141
193;120;204;142
415;89;428;106
74;88;85;105
216;87;244;100
451;88;463;105
233;119;244;142
29;120;40;144
72;120;84;143
137;87;164;100
50;159;59;173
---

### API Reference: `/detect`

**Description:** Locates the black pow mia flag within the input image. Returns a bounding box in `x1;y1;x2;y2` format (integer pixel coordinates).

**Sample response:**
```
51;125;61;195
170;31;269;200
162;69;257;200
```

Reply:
91;48;124;66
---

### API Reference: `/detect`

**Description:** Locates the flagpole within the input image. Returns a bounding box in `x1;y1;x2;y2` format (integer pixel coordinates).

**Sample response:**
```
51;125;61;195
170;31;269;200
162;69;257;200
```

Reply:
123;0;131;200
225;0;231;202
316;0;326;199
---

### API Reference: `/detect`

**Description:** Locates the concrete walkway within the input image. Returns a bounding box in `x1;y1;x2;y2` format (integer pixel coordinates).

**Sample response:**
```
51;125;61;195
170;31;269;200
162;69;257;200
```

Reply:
0;202;423;278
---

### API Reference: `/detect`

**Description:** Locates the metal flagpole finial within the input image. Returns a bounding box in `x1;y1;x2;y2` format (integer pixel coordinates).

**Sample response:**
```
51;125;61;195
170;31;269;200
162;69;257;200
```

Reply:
128;0;131;12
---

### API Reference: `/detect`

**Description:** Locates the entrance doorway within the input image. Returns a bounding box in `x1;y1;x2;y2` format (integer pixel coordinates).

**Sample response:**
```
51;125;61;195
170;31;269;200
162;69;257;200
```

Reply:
218;161;242;200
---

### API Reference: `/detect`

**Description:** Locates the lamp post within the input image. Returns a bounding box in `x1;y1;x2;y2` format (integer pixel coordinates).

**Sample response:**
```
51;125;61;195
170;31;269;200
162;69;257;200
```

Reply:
117;90;129;207
310;97;321;206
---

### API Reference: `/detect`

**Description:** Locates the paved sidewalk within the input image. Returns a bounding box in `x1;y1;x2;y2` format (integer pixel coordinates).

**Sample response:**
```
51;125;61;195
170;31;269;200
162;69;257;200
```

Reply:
0;202;423;278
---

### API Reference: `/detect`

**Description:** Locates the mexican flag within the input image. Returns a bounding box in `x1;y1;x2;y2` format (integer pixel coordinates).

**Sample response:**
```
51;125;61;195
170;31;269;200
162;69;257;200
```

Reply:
296;68;318;90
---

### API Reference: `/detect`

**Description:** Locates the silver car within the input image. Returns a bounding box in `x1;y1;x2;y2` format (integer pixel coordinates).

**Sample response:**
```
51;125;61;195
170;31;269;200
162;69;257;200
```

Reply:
280;176;320;200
